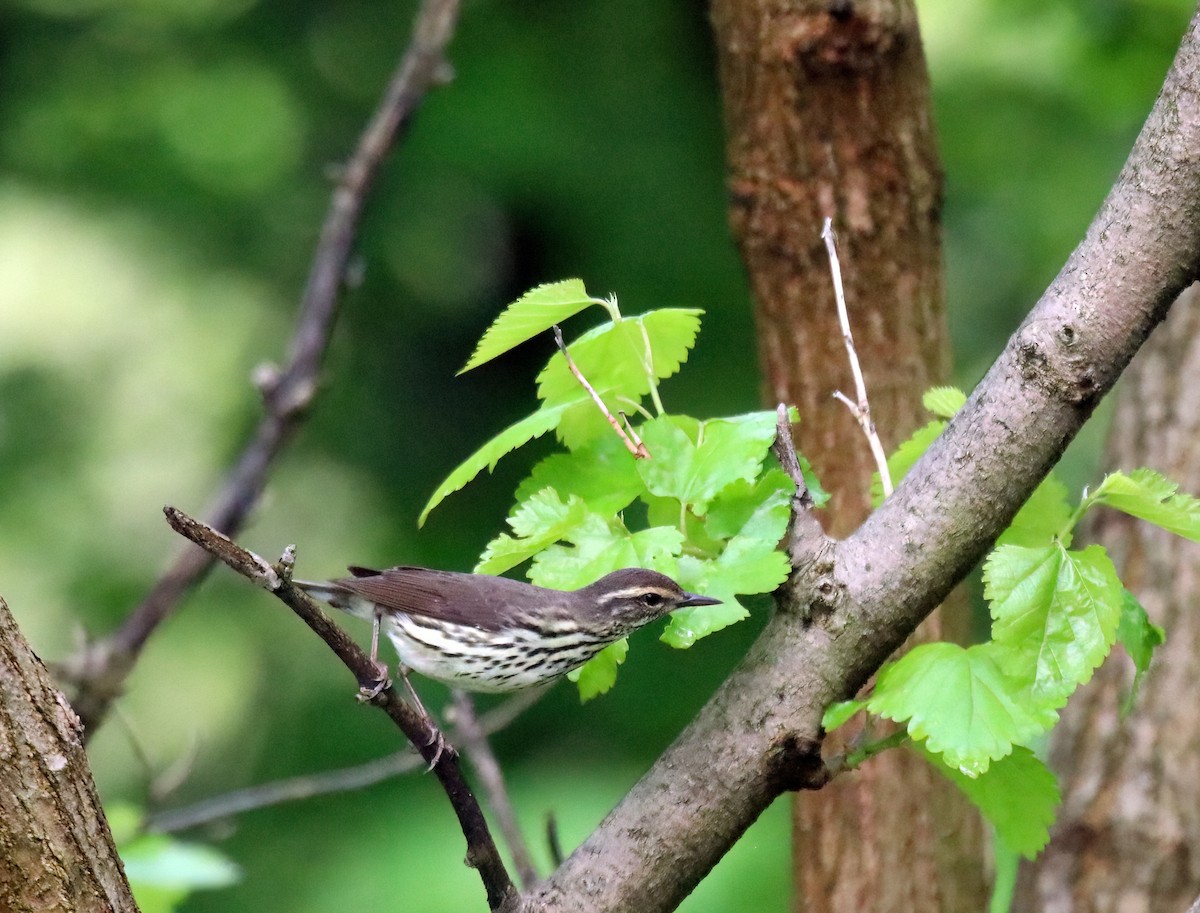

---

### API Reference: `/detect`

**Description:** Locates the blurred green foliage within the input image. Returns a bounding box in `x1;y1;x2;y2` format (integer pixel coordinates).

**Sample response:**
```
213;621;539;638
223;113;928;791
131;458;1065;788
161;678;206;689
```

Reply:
0;0;1192;909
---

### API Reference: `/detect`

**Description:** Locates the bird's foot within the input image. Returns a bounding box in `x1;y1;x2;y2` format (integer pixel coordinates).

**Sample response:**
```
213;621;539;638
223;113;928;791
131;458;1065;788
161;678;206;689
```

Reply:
356;659;391;702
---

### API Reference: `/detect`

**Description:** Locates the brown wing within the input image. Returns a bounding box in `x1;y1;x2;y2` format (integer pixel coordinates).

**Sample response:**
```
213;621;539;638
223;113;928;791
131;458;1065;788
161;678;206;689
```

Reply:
335;565;542;630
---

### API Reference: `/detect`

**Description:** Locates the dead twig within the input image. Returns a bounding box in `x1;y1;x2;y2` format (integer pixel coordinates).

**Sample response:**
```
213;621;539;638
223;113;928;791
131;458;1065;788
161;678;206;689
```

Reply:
821;218;893;497
552;325;650;459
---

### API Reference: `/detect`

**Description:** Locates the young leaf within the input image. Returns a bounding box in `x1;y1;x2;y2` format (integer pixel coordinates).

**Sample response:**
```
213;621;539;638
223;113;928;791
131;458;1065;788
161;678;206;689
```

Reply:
474;489;591;575
923;744;1060;859
985;544;1123;701
1116;588;1165;715
459;279;604;374
871;420;945;506
528;518;684;591
704;470;794;539
995;475;1074;549
419;398;586;525
822;699;866;732
1089;468;1200;540
514;434;643;517
637;412;779;515
538;309;703;448
568;638;629;702
922;386;967;419
866;642;1054;777
659;555;750;648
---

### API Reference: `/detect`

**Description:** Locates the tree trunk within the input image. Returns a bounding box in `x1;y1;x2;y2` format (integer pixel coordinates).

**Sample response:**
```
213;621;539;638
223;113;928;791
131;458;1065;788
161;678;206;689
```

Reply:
0;597;139;913
1014;284;1200;912
709;0;987;909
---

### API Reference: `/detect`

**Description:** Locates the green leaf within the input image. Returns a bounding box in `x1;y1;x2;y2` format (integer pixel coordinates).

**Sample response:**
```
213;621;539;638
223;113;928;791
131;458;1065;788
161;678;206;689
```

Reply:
568;638;628;701
985;544;1124;701
822;699;866;732
660;555;751;647
922;386;967;419
1090;468;1200;540
797;452;831;508
528;519;684;591
1116;588;1165;715
996;475;1074;549
474;489;591;575
515;434;643;517
866;642;1054;776
637;412;779;515
537;310;703;448
704;469;794;540
122;833;241;913
923;744;1060;859
871;420;945;506
459;279;604;373
419;398;585;525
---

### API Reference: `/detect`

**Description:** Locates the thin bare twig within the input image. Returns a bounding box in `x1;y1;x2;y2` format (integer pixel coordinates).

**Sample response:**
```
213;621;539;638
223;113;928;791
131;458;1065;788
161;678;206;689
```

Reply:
821;218;893;497
450;692;540;888
61;0;464;737
162;506;516;911
146;688;546;835
552;325;650;459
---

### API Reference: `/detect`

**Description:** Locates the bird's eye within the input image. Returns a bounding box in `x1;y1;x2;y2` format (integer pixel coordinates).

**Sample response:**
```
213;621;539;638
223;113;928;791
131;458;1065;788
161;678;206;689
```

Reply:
640;592;664;608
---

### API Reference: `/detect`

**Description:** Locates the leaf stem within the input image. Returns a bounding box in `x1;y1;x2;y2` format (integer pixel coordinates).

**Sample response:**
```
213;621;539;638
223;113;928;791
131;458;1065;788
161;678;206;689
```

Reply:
843;730;910;770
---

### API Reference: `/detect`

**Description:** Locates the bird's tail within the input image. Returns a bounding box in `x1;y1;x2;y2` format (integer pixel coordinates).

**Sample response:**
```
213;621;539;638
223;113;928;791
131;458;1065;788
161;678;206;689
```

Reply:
293;579;352;609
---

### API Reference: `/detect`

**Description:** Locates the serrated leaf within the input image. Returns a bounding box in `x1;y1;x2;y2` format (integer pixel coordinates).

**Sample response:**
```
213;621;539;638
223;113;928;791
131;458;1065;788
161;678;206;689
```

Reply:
637;412;778;515
538;310;703;448
514;434;643;517
568;638;628;701
1116;588;1165;716
985;543;1123;701
528;520;684;591
1090;468;1200;540
419;398;587;525
704;470;794;540
474;490;591;575
660;555;751;647
871;420;945;506
459;279;603;373
866;642;1054;776
923;744;1060;859
922;386;967;419
996;475;1074;549
822;699;866;732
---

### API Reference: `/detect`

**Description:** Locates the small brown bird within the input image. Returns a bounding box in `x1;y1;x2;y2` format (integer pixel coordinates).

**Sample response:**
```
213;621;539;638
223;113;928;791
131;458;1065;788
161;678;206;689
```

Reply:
296;565;721;694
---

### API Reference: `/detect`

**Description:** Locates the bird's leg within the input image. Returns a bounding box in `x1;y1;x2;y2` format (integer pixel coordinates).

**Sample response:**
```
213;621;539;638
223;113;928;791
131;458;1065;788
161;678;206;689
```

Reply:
357;608;391;701
355;609;448;769
395;666;449;770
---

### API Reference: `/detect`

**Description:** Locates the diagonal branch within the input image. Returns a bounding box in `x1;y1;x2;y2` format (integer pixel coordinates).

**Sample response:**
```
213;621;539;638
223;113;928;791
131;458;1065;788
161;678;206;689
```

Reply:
61;0;463;736
517;8;1200;911
162;506;517;912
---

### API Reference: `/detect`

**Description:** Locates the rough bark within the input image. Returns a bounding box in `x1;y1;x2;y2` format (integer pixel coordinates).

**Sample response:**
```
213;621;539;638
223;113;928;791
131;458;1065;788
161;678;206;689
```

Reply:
0;597;138;913
1014;284;1200;912
710;1;985;909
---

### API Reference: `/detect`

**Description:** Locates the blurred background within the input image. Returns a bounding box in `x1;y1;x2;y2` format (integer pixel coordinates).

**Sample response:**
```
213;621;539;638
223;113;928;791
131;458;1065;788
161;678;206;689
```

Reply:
0;0;1193;909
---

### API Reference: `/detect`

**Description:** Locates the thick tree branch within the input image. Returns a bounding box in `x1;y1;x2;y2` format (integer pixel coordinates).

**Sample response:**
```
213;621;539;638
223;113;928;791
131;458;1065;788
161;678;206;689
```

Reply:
518;9;1200;911
61;0;463;737
162;507;516;912
0;597;138;912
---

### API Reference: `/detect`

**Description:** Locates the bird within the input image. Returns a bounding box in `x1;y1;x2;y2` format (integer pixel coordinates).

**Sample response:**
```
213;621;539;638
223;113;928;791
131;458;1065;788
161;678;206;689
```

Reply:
295;565;721;695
